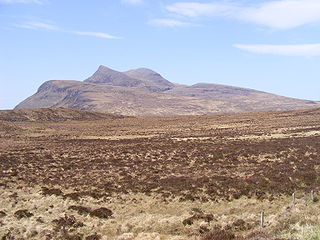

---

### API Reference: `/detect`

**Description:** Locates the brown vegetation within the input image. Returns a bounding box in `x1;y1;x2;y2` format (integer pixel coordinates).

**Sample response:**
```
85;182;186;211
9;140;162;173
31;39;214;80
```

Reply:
14;210;33;219
0;107;125;122
1;108;320;239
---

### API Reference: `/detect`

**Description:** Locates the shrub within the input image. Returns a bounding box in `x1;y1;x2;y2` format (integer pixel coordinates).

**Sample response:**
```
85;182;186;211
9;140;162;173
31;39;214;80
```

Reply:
68;205;92;215
14;209;33;219
85;234;102;240
0;211;6;218
41;186;63;196
1;231;14;240
201;229;237;240
52;214;84;229
89;208;113;219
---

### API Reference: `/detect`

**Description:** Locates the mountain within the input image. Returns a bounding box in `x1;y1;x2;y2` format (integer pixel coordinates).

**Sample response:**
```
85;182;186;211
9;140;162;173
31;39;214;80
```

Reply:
15;65;320;116
85;65;174;92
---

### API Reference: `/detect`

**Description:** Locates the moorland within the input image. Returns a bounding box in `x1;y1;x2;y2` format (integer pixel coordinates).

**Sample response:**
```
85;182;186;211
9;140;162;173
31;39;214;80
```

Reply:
1;108;320;240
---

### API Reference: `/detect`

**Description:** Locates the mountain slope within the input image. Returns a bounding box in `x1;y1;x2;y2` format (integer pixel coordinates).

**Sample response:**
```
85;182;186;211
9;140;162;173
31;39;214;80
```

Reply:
15;65;320;116
0;107;125;122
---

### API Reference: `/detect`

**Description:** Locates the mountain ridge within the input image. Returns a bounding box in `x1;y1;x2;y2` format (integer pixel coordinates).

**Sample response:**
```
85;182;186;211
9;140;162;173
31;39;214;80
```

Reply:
15;65;320;116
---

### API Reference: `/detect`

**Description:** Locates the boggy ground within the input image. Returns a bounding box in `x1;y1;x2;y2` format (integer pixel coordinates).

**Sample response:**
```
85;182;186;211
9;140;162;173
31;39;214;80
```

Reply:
1;108;320;239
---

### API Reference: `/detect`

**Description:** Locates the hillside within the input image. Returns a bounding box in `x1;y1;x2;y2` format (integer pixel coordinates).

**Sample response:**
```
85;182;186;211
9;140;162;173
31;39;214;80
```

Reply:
15;65;320;116
0;107;125;122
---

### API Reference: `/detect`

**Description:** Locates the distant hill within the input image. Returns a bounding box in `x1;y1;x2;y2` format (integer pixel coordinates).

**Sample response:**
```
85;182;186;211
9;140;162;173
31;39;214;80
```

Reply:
0;107;125;122
15;65;320;116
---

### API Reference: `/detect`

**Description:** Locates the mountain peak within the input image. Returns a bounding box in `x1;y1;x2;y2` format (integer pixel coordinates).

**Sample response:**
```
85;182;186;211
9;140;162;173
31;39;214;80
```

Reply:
97;65;114;72
84;65;142;87
90;65;119;77
124;67;174;91
84;65;174;92
126;68;160;76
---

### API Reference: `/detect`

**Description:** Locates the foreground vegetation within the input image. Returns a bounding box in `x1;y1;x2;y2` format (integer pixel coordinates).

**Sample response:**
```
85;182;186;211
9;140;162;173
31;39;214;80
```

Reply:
1;108;320;239
1;184;320;239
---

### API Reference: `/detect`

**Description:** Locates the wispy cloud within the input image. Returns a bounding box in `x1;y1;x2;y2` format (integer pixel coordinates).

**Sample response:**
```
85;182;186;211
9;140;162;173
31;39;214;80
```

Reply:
241;0;320;29
166;2;235;18
73;31;121;39
148;18;194;27
17;21;59;30
0;0;42;4
234;43;320;57
121;0;142;5
16;21;120;39
166;0;320;29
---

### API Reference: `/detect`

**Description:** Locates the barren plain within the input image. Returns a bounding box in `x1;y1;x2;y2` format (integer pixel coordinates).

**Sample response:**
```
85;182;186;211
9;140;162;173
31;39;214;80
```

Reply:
1;108;320;240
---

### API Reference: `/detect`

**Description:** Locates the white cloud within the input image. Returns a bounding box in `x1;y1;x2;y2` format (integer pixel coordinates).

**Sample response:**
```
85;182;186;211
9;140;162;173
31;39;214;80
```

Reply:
166;2;235;18
148;18;193;27
166;0;320;29
73;31;121;39
16;21;120;39
241;0;320;29
17;21;59;30
0;0;42;3
234;43;320;56
121;0;142;5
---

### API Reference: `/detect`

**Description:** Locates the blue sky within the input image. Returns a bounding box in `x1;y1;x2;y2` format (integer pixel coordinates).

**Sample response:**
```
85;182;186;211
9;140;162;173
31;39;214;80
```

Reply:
0;0;319;110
